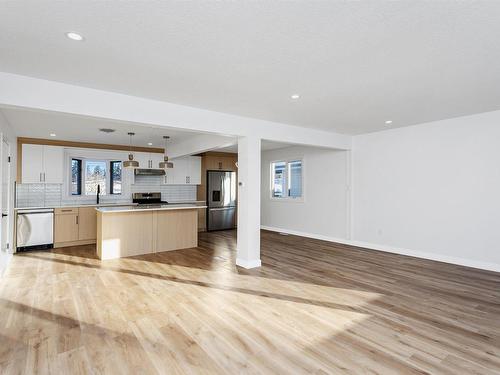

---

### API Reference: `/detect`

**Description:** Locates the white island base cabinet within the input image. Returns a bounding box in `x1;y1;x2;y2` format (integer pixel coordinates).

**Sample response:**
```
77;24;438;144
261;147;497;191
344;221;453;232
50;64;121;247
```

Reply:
96;208;198;260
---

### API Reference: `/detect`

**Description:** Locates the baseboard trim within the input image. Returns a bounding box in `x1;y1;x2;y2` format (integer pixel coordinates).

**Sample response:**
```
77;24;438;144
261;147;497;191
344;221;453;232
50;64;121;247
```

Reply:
236;258;262;269
261;225;500;273
54;239;96;248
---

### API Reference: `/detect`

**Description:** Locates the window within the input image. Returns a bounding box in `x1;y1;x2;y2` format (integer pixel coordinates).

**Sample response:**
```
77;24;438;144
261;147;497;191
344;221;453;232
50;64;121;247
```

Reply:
85;160;107;195
271;159;303;199
71;158;82;195
110;161;122;195
70;158;122;196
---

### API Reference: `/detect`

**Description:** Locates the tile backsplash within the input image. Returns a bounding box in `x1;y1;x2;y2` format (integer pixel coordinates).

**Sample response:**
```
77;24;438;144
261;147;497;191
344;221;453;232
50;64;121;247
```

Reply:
16;175;197;208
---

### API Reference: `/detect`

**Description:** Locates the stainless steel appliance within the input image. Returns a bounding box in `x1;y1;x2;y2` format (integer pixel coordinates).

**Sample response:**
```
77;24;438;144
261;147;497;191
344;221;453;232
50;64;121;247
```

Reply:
132;192;168;206
134;169;166;176
207;170;236;231
16;208;54;251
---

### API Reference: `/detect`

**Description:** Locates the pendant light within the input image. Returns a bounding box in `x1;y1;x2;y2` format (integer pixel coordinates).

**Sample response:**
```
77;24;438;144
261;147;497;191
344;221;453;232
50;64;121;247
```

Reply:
159;136;174;169
123;132;140;168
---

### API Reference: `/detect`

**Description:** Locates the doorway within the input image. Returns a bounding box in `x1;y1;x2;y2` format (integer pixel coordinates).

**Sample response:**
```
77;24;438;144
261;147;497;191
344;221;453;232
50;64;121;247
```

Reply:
1;137;11;254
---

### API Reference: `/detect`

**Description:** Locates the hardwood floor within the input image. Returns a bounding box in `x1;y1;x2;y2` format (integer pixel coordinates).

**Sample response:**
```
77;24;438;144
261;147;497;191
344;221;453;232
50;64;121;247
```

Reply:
1;230;499;374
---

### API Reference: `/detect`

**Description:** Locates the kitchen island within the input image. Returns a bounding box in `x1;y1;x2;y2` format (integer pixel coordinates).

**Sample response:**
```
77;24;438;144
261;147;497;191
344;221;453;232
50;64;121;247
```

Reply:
96;204;206;260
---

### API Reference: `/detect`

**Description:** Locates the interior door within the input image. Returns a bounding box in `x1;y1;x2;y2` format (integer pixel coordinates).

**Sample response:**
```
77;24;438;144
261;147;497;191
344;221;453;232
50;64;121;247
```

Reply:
1;139;10;252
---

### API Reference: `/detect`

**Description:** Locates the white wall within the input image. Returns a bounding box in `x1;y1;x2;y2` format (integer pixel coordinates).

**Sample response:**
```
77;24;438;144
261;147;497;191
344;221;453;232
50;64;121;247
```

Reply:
352;110;500;271
0;111;16;276
261;146;350;239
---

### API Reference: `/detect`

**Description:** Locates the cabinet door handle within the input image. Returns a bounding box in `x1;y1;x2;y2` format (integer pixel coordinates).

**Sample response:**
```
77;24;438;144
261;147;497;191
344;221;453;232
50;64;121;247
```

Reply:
76;215;79;224
39;172;42;182
43;172;46;182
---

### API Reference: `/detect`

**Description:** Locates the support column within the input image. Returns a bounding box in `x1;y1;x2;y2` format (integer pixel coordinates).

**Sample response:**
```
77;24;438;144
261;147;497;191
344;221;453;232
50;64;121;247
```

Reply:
236;136;261;268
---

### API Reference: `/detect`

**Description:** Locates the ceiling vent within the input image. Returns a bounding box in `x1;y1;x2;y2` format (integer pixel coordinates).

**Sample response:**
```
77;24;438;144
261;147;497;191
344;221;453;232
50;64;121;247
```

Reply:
99;128;116;133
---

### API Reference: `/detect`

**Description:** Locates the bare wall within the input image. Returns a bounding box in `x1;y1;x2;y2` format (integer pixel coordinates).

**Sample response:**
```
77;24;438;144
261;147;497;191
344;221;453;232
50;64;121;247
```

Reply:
261;145;350;239
352;110;500;271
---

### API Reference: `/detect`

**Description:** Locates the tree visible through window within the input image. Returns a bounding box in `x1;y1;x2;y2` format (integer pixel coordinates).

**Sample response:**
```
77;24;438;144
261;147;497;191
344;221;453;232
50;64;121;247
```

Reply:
70;158;122;196
85;160;107;195
110;161;122;195
71;159;82;195
271;160;303;199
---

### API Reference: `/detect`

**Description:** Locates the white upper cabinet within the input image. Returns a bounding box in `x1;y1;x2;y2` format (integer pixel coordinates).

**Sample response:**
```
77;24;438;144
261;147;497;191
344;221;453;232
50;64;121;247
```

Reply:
172;157;189;184
43;146;64;183
22;144;64;183
163;156;201;185
135;152;163;169
22;144;44;183
188;156;202;185
150;153;164;169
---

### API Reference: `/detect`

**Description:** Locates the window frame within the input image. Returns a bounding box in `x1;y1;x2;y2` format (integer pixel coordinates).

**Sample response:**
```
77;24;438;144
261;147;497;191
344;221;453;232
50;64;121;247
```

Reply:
269;158;304;202
65;153;124;198
109;160;123;195
70;158;82;196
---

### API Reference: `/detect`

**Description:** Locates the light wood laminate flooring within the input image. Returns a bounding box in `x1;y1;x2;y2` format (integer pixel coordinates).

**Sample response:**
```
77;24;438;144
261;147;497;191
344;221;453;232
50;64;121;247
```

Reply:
1;230;499;374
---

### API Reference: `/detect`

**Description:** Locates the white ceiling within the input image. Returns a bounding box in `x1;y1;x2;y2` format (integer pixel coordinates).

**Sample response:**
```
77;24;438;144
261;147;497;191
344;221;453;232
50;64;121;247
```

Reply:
0;107;206;147
216;141;291;154
2;2;500;135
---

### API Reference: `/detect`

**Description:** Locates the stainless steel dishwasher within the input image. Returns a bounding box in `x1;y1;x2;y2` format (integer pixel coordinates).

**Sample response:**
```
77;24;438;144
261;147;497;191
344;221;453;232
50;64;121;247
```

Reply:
16;208;54;251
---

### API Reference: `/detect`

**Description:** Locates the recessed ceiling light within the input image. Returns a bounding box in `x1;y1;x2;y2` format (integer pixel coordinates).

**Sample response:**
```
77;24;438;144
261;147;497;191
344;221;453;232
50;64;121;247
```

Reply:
66;32;84;41
49;133;56;137
147;142;153;146
385;120;393;125
291;94;300;100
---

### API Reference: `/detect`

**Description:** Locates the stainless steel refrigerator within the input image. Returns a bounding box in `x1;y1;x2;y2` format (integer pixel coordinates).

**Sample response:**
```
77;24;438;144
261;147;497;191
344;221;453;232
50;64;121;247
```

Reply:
207;170;237;231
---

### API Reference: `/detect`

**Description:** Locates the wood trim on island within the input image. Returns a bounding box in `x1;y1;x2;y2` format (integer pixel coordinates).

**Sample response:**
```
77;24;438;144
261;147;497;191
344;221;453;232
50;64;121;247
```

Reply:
96;208;198;260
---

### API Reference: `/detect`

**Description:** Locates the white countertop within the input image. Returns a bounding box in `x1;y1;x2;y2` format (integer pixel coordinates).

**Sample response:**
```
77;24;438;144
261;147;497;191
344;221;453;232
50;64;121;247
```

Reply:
96;203;207;213
14;200;207;211
14;202;137;210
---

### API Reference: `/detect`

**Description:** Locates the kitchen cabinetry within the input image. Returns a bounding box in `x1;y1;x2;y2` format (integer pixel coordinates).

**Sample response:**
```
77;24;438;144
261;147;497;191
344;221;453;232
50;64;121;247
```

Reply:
197;152;238;206
54;208;79;243
163;156;201;185
22;144;64;183
78;207;97;240
54;206;98;247
135;152;164;169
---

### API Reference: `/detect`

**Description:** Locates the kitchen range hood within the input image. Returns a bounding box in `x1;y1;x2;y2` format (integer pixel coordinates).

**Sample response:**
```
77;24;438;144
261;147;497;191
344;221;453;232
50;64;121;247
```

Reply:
134;168;166;176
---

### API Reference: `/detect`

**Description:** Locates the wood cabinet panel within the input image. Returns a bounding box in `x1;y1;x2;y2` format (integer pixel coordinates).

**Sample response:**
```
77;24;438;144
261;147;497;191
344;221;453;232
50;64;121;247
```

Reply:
155;209;198;252
198;153;238;203
198;208;206;232
97;211;154;259
78;207;97;240
54;207;78;215
54;213;79;243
